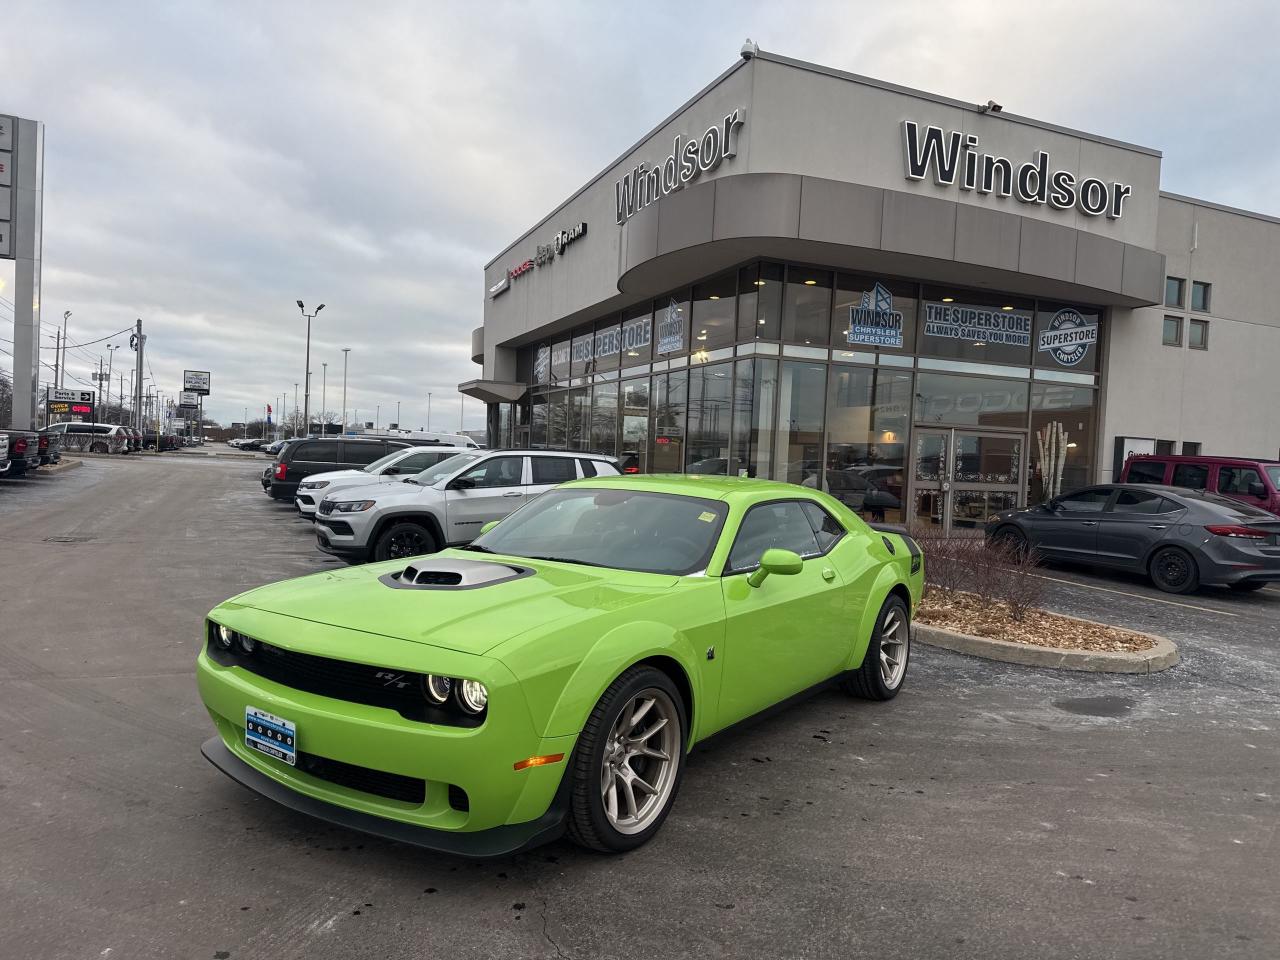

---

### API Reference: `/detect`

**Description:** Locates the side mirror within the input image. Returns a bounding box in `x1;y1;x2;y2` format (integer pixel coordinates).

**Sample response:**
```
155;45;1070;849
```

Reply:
746;548;805;588
448;476;475;490
479;520;500;535
1249;482;1267;498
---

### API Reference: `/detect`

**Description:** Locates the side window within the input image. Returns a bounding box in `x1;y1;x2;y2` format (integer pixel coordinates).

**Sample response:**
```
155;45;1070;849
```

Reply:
530;456;577;485
457;455;524;489
1126;460;1167;485
801;501;846;552
1171;464;1208;490
1111;490;1175;515
1055;489;1112;513
591;459;622;477
1218;466;1262;495
343;442;386;466
728;501;822;571
578;458;597;478
392;451;441;474
296;440;339;462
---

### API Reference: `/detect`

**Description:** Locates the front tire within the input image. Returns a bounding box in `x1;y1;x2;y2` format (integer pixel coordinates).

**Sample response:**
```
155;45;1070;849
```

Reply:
1149;546;1199;594
843;595;910;701
991;525;1029;556
566;666;686;854
372;521;438;562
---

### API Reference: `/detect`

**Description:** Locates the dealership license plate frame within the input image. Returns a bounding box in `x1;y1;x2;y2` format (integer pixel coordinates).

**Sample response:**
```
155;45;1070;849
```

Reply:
245;705;297;766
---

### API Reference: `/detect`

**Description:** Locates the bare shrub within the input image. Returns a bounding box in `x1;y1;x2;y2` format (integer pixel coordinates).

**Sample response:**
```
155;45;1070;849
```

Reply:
995;542;1046;622
914;533;981;599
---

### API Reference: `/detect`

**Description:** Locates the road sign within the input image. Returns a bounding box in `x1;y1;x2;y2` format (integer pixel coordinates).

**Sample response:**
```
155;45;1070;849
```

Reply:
47;387;95;404
180;390;200;406
183;370;211;395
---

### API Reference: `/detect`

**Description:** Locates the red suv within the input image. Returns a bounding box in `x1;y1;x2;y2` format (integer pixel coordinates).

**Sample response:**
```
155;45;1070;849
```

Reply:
1120;455;1280;516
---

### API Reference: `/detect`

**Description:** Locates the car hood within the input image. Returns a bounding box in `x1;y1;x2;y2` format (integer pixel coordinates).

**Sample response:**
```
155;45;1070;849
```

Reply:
324;480;442;506
303;468;375;485
225;551;678;655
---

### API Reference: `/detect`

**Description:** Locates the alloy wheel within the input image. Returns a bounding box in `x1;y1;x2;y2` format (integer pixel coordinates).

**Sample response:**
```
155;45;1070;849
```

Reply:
599;688;681;835
879;606;908;689
389;530;428;559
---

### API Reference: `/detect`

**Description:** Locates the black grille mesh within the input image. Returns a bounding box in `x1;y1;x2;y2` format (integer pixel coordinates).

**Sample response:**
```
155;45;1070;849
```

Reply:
297;751;425;804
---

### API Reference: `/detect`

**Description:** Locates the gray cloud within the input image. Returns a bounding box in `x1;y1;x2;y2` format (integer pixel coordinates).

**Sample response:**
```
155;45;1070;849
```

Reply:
4;0;1277;428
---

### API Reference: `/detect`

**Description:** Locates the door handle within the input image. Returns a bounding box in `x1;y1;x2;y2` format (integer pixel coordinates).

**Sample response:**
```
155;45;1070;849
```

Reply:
502;491;523;498
1079;521;1097;526
1147;524;1167;530
821;567;836;582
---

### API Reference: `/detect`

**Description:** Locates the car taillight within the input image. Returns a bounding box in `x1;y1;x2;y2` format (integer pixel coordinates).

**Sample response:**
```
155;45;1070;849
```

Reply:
624;466;639;474
1205;525;1271;539
38;436;49;450
274;462;287;480
13;438;27;454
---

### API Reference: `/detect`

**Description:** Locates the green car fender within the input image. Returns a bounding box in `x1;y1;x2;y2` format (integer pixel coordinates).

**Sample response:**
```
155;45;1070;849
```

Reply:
531;621;705;747
847;542;920;671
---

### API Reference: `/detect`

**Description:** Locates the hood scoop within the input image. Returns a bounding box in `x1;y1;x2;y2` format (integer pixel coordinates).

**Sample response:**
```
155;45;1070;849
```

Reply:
378;557;532;591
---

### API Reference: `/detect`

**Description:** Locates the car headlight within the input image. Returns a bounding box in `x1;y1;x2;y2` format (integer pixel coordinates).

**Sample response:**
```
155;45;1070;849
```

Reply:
458;680;488;714
423;674;453;704
216;623;235;650
302;480;330;489
332;499;376;513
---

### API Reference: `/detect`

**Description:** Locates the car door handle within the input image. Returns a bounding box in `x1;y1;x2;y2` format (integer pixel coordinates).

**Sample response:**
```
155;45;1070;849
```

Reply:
1079;521;1097;526
1147;524;1167;530
502;491;523;498
821;567;836;582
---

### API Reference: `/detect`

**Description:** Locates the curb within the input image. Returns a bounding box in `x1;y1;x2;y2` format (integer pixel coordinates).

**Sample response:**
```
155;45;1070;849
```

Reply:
36;458;82;475
914;622;1179;674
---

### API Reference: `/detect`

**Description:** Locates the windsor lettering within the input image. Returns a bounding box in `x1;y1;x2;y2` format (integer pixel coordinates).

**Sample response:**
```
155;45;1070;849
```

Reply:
902;120;1133;219
614;109;746;224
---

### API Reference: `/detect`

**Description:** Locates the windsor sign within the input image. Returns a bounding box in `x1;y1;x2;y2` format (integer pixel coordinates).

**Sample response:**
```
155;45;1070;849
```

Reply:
614;109;746;224
902;120;1134;220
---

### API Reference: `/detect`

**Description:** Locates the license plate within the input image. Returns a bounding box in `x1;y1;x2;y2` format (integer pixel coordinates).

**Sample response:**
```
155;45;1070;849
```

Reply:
245;706;297;766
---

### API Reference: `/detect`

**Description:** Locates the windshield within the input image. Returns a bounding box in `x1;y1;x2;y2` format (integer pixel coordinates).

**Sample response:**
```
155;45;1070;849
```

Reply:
412;452;482;485
363;449;408;474
470;487;728;575
1267;466;1280;490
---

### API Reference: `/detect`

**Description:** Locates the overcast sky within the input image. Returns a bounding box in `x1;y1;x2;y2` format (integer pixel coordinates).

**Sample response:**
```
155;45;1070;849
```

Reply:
2;0;1277;430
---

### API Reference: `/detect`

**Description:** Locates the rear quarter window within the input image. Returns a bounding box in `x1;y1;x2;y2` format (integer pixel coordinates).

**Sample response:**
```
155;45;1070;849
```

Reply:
1171;464;1208;490
342;442;387;465
1125;460;1167;484
294;441;339;462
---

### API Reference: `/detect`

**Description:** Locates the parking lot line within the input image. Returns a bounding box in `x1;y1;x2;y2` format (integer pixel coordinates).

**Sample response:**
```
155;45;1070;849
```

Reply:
1029;572;1242;617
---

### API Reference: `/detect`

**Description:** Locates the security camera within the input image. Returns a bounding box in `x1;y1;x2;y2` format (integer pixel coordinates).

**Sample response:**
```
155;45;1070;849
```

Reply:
978;99;1003;114
740;38;758;60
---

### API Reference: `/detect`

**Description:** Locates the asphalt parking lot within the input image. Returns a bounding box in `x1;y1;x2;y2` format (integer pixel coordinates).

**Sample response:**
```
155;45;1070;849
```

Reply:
1;456;1277;960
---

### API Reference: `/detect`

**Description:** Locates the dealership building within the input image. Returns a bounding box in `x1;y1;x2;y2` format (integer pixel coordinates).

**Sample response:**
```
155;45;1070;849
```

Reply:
461;48;1280;533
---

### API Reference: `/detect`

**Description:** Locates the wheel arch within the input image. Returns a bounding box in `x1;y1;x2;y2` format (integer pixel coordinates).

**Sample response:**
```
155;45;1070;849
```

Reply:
368;509;445;552
848;566;914;671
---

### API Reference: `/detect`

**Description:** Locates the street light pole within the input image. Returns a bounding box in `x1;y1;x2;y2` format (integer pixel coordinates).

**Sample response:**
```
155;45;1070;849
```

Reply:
105;345;119;423
321;362;328;435
341;347;350;436
396;400;400;430
427;392;432;431
293;382;299;437
60;311;71;387
297;300;325;436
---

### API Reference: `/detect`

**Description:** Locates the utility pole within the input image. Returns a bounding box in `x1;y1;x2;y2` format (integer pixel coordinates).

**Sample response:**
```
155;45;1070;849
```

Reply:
341;347;350;436
52;329;61;395
97;357;104;421
132;319;145;433
60;311;71;387
376;404;380;431
427;392;433;430
459;394;464;431
297;300;325;439
321;362;328;435
105;345;118;422
293;382;299;437
396;400;400;430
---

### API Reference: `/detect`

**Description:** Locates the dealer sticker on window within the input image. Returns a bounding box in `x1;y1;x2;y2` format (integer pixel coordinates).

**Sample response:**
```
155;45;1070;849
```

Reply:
697;511;716;523
245;706;297;766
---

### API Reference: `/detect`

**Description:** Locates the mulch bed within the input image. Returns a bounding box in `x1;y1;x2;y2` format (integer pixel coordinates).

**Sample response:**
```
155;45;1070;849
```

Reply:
917;590;1156;653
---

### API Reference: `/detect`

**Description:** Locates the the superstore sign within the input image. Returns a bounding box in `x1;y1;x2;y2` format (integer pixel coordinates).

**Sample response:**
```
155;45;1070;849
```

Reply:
1037;308;1098;366
923;301;1033;347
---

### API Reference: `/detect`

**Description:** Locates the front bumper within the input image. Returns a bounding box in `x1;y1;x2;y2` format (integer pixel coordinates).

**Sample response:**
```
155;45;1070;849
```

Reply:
201;737;569;858
196;635;574;855
314;510;375;558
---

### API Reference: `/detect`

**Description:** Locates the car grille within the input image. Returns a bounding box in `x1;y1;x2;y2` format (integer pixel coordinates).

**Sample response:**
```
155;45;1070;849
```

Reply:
297;751;425;805
205;631;482;728
317;500;334;515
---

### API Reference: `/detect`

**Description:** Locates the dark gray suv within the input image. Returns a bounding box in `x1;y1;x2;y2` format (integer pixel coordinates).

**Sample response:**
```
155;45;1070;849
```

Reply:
986;484;1280;594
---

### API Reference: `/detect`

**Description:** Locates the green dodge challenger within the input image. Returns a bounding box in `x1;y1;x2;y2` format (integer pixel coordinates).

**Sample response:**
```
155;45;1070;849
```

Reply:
198;475;923;856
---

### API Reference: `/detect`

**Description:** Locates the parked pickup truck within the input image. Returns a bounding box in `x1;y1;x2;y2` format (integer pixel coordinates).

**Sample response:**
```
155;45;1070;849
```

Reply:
0;429;41;478
0;432;8;476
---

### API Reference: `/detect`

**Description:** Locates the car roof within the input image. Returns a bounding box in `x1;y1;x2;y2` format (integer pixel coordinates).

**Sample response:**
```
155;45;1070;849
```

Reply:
487;448;615;459
1130;454;1280;466
559;473;818;502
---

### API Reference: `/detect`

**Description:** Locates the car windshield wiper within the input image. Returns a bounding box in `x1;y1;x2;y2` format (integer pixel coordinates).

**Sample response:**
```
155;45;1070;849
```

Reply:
458;543;494;553
523;555;607;568
402;477;421;485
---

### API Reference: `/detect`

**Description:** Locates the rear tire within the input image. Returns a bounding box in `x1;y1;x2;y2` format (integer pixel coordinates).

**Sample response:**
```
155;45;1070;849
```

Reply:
1229;581;1266;593
842;595;911;701
91;442;107;454
566;665;686;854
1149;546;1199;594
373;521;438;562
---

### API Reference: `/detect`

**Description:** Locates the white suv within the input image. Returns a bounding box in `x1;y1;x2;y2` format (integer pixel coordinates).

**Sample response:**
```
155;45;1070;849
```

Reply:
294;445;468;517
314;449;620;562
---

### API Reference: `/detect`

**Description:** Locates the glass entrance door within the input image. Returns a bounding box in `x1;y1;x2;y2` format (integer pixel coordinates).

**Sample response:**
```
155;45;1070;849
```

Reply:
910;429;1024;535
